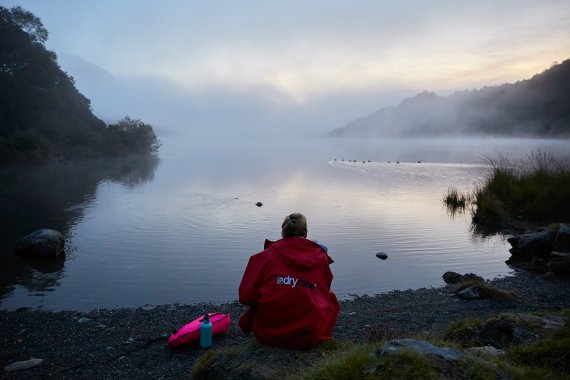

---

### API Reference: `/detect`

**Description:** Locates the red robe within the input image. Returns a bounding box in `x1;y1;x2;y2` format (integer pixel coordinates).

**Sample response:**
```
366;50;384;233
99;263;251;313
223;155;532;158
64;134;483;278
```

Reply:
238;237;340;350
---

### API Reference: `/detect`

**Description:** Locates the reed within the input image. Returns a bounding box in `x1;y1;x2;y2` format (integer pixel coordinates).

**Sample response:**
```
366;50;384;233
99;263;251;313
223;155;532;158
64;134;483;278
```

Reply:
472;150;570;224
443;186;467;208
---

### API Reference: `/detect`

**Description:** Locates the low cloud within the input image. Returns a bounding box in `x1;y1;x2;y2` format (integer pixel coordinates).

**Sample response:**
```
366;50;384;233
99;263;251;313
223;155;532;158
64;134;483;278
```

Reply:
58;53;413;139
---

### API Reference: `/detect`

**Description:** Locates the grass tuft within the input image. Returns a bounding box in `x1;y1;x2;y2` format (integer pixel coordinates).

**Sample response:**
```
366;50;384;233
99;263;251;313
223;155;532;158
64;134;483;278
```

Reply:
472;150;570;225
443;186;470;215
293;344;379;380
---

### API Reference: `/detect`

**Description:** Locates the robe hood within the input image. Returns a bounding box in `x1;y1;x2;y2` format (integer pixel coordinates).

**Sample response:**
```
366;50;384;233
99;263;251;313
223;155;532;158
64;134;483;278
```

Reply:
270;237;327;273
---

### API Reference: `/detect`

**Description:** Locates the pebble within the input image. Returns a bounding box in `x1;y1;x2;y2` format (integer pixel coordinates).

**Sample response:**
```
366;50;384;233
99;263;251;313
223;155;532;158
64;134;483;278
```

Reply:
4;358;44;372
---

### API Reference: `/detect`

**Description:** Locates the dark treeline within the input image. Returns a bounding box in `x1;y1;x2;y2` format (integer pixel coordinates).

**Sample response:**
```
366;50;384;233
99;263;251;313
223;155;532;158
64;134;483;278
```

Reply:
0;6;160;164
330;59;570;138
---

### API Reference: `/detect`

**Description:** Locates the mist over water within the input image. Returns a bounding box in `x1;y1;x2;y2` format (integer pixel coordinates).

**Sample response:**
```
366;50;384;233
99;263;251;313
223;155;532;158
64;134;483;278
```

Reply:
1;137;568;311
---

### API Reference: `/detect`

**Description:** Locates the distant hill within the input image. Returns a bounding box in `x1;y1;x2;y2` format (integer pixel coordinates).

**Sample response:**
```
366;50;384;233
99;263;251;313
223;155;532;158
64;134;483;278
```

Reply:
329;59;570;138
0;6;159;164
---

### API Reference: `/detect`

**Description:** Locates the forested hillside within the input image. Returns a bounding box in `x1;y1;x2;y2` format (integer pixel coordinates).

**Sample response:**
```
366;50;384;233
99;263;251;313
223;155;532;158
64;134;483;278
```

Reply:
329;59;570;138
0;6;159;164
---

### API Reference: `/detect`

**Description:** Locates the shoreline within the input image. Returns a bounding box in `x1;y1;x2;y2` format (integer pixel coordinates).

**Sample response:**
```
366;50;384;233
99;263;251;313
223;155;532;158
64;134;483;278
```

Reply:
2;270;569;379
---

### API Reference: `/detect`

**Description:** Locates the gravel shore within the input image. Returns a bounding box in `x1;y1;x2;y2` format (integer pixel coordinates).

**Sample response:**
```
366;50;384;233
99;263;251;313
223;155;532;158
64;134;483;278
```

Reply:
2;270;569;379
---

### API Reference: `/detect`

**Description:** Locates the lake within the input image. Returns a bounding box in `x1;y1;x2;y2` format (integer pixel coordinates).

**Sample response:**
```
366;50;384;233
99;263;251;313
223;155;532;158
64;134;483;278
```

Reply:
1;137;568;311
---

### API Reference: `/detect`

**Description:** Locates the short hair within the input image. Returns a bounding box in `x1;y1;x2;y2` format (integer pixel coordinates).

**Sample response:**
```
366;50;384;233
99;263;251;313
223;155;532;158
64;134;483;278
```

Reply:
281;213;308;238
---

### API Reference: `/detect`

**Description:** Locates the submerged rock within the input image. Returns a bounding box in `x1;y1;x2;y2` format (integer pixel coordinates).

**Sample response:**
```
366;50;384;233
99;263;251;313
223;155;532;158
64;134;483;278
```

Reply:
15;229;65;260
375;252;388;260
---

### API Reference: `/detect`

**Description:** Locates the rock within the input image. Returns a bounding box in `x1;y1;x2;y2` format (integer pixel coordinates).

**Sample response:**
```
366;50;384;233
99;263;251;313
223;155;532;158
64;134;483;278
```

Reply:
477;319;538;348
553;224;570;252
546;258;570;275
442;272;484;284
442;271;463;284
467;346;505;357
377;339;463;361
375;252;388;260
455;283;515;301
538;315;566;330
4;358;44;372
507;230;553;258
451;316;540;349
255;202;263;207
462;273;485;282
517;313;566;330
456;285;481;299
15;229;65;260
551;251;570;258
123;337;135;344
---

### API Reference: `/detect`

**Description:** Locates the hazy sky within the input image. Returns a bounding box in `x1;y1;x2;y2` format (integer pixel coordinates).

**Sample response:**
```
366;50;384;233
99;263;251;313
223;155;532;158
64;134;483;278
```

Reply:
5;0;570;138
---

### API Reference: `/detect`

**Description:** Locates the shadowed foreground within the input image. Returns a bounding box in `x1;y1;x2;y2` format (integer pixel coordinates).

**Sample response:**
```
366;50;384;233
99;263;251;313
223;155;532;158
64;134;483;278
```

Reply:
1;271;569;379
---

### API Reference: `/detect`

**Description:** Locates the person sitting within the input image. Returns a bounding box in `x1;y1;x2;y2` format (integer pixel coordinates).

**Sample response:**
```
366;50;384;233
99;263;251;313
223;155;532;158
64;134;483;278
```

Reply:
238;213;340;350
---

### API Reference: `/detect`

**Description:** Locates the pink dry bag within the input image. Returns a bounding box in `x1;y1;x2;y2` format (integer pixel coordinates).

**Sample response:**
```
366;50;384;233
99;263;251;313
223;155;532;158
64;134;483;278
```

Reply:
169;312;230;347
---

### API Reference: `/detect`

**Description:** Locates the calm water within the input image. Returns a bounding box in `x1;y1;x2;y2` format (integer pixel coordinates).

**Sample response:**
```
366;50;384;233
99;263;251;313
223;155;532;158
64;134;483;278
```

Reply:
1;137;568;311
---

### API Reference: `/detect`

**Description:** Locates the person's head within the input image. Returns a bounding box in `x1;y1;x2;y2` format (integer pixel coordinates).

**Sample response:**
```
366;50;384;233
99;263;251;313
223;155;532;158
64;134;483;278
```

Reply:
281;213;308;238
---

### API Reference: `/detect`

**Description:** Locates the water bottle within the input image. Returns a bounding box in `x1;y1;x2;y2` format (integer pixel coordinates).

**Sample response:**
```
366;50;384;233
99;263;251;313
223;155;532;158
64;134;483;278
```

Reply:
200;314;212;349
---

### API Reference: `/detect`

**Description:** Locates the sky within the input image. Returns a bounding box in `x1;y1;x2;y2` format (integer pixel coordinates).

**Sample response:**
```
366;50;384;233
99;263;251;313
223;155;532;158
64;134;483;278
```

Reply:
4;0;570;138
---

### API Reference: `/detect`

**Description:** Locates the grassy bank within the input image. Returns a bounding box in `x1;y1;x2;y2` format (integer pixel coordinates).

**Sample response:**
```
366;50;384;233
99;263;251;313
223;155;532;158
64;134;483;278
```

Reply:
444;150;570;227
191;309;570;379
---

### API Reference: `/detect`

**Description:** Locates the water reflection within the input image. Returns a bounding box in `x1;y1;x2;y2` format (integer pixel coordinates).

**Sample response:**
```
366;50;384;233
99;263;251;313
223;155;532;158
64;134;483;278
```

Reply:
0;155;160;303
3;137;568;311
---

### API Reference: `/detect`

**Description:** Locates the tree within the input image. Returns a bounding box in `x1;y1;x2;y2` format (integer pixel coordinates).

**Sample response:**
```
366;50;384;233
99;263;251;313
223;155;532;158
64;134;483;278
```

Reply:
106;117;161;155
1;6;48;44
0;6;160;163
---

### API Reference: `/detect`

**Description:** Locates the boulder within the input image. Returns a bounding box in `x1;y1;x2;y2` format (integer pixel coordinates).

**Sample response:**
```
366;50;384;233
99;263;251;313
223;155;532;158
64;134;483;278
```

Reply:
507;229;553;258
15;229;65;260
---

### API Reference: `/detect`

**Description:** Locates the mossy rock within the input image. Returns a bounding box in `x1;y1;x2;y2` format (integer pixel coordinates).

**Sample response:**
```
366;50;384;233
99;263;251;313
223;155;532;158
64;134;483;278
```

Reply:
507;312;570;375
444;314;542;349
